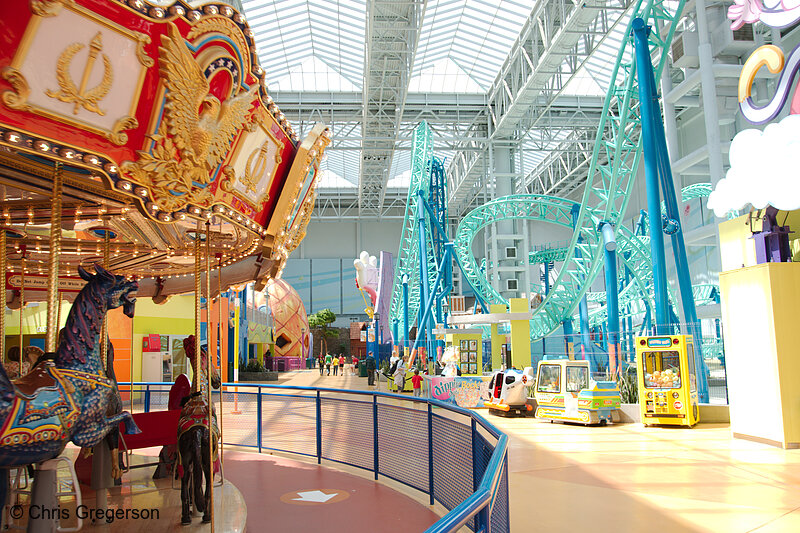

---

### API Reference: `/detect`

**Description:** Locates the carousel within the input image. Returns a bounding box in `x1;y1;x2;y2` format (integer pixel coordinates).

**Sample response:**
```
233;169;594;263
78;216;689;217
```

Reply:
0;0;329;530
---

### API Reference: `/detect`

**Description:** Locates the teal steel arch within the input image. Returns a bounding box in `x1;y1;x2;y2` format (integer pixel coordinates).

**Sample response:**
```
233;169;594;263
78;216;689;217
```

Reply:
453;195;665;339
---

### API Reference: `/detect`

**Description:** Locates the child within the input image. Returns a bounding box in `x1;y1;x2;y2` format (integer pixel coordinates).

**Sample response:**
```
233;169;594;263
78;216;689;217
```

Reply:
352;355;359;375
411;369;423;397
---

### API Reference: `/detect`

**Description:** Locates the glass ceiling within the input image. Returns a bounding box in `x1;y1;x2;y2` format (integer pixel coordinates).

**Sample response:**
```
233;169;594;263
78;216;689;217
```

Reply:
241;0;532;93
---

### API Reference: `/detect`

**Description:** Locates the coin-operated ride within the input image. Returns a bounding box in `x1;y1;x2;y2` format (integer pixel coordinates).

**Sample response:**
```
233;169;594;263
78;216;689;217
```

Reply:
484;367;535;416
533;360;621;425
635;335;699;427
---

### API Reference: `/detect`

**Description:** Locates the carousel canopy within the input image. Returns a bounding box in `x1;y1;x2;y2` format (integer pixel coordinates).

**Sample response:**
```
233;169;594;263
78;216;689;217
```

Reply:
0;0;330;302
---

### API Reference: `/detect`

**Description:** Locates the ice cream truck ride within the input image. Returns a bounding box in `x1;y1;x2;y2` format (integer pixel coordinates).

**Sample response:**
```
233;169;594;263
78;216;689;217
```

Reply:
484;367;535;416
534;360;621;425
635;335;699;427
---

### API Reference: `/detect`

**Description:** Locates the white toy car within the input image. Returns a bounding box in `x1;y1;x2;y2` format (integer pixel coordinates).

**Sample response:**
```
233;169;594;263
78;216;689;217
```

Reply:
484;367;535;416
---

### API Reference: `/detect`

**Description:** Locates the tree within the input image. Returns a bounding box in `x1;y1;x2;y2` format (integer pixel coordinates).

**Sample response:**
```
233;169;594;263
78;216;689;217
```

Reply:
308;308;337;356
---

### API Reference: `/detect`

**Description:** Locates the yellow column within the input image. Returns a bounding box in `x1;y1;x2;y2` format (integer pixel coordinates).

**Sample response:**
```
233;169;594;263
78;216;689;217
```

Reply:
490;303;505;370
508;298;531;370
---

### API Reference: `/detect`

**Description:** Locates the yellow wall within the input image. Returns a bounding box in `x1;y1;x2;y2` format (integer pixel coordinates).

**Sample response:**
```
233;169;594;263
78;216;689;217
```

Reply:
720;262;800;448
129;295;196;381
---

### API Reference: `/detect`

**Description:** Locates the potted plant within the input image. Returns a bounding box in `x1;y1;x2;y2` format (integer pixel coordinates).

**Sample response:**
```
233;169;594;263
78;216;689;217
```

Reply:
238;358;278;382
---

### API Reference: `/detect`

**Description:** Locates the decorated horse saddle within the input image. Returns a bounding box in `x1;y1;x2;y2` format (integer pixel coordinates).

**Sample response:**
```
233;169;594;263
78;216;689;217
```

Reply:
12;362;60;400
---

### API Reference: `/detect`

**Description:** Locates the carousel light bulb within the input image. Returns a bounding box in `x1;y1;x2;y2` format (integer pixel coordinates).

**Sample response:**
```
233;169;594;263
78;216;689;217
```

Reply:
169;5;185;16
130;0;144;9
5;132;21;143
118;181;132;191
150;7;165;18
221;5;233;17
188;10;201;21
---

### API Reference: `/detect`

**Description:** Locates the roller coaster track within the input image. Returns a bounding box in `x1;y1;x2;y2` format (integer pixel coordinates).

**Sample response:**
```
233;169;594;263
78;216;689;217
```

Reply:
451;0;684;339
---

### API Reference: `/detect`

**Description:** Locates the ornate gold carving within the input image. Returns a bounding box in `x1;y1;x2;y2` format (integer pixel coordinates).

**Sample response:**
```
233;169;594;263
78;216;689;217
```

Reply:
134;33;154;68
1;67;31;111
46;32;113;116
107;115;138;146
121;23;256;212
241;141;272;194
187;18;251;73
30;0;74;17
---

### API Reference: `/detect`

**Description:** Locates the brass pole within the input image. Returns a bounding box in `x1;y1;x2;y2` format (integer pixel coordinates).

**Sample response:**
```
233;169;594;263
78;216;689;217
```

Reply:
205;222;214;531
130;275;135;414
216;252;224;473
45;161;63;352
19;247;25;366
101;223;110;373
194;223;202;394
0;230;6;364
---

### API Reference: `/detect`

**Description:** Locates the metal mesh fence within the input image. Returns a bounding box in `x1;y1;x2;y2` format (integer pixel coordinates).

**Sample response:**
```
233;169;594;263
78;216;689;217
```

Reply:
431;413;474;519
320;397;374;470
261;392;317;456
377;404;430;493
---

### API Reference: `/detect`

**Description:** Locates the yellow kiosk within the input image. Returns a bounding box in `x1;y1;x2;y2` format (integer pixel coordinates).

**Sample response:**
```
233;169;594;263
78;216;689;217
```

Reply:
635;335;699;427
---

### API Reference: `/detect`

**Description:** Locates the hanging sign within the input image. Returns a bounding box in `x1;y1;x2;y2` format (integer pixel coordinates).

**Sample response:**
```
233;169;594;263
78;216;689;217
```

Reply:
5;272;86;292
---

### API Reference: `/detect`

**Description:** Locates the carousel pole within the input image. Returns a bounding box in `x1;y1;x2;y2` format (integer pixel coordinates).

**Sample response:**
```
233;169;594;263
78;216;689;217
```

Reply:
0;229;6;365
18;246;25;364
101;220;110;373
216;252;224;471
194;222;202;394
205;221;215;531
45;162;63;352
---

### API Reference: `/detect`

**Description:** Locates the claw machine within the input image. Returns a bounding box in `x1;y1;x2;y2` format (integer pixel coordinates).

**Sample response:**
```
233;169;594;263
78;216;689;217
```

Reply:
636;335;699;427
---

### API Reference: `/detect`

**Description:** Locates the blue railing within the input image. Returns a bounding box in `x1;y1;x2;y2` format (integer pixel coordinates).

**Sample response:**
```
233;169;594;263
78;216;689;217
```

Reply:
118;381;510;533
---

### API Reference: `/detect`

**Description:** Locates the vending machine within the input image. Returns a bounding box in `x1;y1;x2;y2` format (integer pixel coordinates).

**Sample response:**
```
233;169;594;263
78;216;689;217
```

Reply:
635;335;699;427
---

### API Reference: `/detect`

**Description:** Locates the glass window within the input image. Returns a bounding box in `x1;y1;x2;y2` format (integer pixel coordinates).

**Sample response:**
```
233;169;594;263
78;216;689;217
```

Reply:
642;351;681;389
537;364;561;393
686;343;697;392
566;366;589;393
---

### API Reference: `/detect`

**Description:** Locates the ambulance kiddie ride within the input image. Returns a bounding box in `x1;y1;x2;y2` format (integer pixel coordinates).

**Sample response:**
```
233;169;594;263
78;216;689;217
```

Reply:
534;360;621;425
484;367;535;416
636;335;699;427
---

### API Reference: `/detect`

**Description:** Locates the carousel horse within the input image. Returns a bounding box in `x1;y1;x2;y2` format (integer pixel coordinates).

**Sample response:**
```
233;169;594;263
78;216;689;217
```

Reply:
0;265;140;506
177;334;220;525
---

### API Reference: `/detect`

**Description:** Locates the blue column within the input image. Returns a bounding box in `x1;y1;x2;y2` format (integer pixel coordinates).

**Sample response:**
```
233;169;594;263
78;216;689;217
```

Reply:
633;17;709;401
416;192;433;361
633;18;671;335
571;204;593;365
600;222;620;376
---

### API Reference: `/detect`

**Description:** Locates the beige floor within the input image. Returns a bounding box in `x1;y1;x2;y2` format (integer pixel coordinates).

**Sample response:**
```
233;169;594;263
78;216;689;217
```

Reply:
275;369;800;533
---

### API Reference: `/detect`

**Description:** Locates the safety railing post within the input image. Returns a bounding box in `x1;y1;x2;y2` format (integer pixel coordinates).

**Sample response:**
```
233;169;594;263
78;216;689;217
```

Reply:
257;386;262;453
316;391;322;464
373;395;379;480
427;402;434;505
144;384;150;413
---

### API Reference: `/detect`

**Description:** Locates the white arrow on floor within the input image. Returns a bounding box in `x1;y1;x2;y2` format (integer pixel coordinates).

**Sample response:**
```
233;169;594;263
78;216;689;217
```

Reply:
292;490;338;503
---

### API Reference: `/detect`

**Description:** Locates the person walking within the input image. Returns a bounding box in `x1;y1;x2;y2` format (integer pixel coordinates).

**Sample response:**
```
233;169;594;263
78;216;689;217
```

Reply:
318;355;324;376
393;357;407;393
365;355;376;386
325;353;332;375
411;369;423;397
339;355;345;376
332;355;339;376
352;355;359;376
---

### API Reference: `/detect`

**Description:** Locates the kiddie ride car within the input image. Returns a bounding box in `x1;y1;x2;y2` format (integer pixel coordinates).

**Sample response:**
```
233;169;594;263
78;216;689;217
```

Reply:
533;360;621;425
484;367;535;416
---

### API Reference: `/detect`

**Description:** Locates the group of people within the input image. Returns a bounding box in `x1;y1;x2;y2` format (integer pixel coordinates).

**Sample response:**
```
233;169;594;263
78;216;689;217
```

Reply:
317;353;360;376
312;351;425;396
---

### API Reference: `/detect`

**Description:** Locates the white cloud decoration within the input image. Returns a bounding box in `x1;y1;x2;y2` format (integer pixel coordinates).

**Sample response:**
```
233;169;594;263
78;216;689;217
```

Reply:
707;115;800;217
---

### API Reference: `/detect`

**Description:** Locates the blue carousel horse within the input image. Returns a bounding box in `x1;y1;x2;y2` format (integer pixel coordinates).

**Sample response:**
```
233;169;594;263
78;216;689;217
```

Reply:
0;265;140;505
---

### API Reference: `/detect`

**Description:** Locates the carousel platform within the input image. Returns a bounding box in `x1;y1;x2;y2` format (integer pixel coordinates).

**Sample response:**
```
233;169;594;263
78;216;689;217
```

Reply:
7;447;246;532
10;444;440;532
